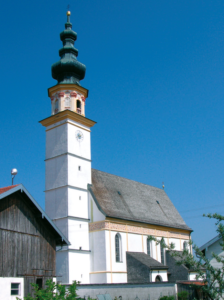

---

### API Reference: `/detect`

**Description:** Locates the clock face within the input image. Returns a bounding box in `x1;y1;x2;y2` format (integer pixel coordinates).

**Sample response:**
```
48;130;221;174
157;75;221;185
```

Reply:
75;130;84;142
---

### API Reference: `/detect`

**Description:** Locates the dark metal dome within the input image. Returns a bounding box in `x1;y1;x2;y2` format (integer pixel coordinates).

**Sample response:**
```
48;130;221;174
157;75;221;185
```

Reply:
51;12;86;85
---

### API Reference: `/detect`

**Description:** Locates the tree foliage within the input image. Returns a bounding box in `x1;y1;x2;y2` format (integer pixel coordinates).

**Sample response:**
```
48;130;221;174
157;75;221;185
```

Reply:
149;213;224;300
17;279;81;300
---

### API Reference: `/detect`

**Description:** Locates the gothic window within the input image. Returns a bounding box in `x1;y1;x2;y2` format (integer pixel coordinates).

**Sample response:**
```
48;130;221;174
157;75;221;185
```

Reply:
65;97;70;108
77;100;81;114
115;233;122;262
160;244;165;265
147;238;151;256
55;99;59;113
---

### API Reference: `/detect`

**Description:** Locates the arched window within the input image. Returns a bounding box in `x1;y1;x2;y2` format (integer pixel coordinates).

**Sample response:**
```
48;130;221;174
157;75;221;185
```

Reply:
160;244;165;265
147;238;151;256
183;241;188;251
55;99;59;113
155;275;162;282
65;97;70;108
77;100;81;114
115;233;122;262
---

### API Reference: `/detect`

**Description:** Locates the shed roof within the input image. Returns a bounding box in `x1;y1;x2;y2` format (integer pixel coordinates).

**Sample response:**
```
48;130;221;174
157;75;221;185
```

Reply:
0;184;70;246
127;252;168;269
0;184;19;194
89;169;191;231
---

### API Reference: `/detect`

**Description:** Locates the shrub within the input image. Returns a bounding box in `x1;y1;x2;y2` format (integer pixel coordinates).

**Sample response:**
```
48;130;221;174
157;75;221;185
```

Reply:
16;279;81;300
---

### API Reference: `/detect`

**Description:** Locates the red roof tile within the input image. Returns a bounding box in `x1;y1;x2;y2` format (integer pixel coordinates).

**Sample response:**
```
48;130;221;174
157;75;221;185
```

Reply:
0;184;19;195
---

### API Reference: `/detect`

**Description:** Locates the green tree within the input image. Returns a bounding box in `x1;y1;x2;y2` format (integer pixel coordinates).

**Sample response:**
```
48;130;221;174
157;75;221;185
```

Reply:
148;213;224;300
17;279;82;300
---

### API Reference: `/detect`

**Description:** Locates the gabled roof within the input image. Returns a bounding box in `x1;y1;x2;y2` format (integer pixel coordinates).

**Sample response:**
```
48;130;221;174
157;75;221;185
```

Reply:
199;235;221;251
89;169;191;231
0;184;19;194
127;252;168;269
0;184;70;246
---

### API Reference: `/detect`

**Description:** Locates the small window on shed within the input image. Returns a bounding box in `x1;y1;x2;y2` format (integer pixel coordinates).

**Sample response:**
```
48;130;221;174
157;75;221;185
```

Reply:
11;283;20;295
36;278;43;290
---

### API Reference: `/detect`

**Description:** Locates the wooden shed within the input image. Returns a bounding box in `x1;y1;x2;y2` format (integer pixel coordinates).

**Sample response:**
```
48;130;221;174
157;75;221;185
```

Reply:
0;184;70;298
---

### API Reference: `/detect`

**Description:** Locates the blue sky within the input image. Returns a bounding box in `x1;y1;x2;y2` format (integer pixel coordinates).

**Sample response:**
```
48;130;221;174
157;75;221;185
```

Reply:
0;0;224;247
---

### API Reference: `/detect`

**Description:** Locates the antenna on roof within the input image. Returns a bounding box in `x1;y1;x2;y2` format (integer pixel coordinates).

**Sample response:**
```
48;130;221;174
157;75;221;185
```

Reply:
11;168;18;185
162;182;165;190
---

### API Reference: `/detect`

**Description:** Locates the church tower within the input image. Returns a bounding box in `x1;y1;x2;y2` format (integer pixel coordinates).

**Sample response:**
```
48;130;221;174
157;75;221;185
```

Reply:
40;11;96;284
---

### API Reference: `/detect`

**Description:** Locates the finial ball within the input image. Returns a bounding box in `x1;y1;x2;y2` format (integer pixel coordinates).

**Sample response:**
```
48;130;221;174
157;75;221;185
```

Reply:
67;11;71;16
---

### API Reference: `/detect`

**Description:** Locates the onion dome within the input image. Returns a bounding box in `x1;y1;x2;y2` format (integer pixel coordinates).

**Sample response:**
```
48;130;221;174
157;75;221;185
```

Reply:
51;11;86;85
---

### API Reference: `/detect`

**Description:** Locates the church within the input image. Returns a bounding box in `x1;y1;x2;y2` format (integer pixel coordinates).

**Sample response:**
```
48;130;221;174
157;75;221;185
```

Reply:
39;11;192;285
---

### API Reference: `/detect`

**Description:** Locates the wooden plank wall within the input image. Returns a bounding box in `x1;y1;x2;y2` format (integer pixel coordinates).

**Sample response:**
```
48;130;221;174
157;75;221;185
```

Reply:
0;192;57;296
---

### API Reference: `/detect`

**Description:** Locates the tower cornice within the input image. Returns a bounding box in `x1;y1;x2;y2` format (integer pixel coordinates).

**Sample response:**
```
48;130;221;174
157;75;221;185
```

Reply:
39;109;96;128
48;84;89;98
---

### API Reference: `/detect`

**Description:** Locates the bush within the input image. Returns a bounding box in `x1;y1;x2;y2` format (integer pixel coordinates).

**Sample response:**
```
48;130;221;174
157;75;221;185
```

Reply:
159;296;175;300
177;291;189;300
16;279;81;300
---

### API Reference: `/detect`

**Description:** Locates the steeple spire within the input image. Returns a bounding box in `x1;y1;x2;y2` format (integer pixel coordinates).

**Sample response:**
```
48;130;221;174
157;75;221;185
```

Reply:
51;11;86;85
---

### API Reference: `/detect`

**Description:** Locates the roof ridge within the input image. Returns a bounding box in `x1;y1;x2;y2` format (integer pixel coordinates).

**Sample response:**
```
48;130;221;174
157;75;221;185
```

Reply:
92;168;164;191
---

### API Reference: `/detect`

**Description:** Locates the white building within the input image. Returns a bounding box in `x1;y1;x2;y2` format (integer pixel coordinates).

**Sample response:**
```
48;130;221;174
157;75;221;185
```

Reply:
40;11;192;285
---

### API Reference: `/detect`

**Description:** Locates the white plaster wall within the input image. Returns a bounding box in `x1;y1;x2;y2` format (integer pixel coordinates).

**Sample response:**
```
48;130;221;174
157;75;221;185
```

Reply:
151;270;168;282
68;188;88;219
180;239;190;251
68;156;91;189
110;231;127;272
68;219;89;250
54;218;68;239
169;238;181;251
142;236;157;261
112;273;127;283
56;251;69;284
105;231;112;272
90;194;105;222
45;187;68;219
189;272;198;281
128;233;142;252
46;122;67;159
46;155;68;190
90;273;107;284
67;123;91;160
69;252;90;284
90;231;106;272
0;277;24;300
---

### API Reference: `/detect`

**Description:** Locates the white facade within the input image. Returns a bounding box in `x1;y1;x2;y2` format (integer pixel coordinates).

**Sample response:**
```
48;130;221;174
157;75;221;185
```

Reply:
0;277;24;300
44;105;93;284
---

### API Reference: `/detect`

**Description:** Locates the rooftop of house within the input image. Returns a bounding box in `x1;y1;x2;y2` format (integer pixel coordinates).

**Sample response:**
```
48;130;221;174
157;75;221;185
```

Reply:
127;252;168;269
89;169;191;231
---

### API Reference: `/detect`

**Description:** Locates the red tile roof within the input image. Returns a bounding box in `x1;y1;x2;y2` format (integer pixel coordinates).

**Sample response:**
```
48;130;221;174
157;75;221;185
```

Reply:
0;184;19;195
